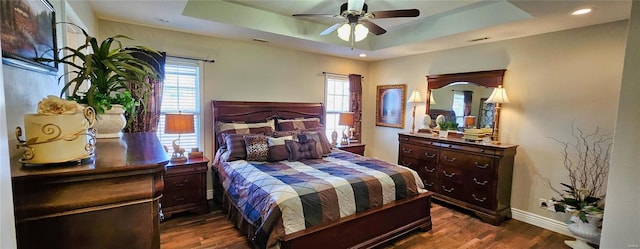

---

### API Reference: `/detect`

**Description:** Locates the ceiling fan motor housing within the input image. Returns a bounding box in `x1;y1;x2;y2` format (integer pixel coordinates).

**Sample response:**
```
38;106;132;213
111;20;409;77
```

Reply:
341;2;368;16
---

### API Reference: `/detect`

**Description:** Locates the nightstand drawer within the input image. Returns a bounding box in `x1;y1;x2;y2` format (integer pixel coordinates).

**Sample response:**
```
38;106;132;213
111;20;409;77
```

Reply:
164;174;203;192
162;190;204;207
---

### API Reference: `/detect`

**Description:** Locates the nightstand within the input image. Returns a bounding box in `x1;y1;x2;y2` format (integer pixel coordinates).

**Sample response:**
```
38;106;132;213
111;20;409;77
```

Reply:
162;157;209;219
336;142;366;156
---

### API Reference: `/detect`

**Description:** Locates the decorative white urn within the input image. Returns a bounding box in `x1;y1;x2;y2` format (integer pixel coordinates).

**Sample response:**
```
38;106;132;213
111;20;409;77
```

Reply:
93;104;126;138
565;214;602;249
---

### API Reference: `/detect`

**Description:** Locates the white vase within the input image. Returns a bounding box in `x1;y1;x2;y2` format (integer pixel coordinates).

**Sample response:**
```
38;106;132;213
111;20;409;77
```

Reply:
93;104;126;139
565;214;602;249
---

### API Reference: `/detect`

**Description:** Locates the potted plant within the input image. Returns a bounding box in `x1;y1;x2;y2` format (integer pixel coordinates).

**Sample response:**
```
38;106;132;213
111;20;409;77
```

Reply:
38;23;160;137
539;124;611;248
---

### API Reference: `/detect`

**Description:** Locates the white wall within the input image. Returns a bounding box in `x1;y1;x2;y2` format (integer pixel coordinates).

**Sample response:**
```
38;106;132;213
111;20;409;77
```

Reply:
601;1;640;247
98;20;369;191
368;21;627;227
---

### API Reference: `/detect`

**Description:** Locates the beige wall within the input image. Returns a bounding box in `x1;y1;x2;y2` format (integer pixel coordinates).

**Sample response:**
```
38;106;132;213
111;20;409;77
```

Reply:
368;21;626;226
0;0;95;245
98;20;370;190
601;1;640;247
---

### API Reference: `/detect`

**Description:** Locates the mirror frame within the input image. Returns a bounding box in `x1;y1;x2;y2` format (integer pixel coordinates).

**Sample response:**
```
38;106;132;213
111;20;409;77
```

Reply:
425;69;506;113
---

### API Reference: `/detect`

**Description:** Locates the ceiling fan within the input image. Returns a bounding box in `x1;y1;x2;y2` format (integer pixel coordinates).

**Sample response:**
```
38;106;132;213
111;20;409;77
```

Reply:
292;0;420;43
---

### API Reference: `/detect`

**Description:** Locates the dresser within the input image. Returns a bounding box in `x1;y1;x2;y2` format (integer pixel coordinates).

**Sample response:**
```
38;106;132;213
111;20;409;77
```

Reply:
162;157;209;218
398;132;517;225
11;133;168;249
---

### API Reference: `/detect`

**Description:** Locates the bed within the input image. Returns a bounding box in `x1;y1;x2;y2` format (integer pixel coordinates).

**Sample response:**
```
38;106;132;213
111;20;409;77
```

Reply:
211;100;433;249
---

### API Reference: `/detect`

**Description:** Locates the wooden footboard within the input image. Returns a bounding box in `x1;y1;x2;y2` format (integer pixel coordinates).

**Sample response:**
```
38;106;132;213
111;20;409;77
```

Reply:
281;192;433;249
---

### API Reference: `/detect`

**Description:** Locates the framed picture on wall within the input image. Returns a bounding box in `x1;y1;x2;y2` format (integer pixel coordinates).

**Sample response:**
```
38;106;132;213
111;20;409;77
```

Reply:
1;0;57;74
376;84;406;128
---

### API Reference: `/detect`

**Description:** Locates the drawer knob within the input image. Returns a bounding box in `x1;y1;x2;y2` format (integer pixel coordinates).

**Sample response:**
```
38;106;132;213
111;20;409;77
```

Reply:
473;177;488;186
442;170;456;178
424;152;436;158
424;167;435;173
472;194;486;202
474;162;489;168
402;148;413;154
443;156;456;162
401;161;412;167
442;186;455;193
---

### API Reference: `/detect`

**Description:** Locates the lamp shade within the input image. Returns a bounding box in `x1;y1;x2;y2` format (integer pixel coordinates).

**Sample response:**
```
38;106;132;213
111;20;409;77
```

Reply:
338;112;355;126
165;113;195;134
337;23;351;41
486;85;510;104
337;23;369;42
407;89;423;103
353;23;368;42
429;91;436;104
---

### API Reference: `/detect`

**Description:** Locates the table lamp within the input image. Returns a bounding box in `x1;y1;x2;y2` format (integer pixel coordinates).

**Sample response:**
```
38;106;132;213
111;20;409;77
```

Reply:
407;89;423;134
485;85;510;143
338;112;355;145
165;112;195;163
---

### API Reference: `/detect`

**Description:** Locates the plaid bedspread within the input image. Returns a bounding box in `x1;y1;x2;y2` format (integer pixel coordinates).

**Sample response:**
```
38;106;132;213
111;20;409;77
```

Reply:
215;149;425;248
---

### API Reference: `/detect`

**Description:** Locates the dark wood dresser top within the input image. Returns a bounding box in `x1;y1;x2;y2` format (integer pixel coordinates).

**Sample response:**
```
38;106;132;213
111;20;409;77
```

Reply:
11;132;169;181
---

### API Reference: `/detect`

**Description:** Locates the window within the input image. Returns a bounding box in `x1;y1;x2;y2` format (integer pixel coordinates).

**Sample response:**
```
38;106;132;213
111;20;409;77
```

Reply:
156;60;202;152
451;92;465;127
325;74;350;140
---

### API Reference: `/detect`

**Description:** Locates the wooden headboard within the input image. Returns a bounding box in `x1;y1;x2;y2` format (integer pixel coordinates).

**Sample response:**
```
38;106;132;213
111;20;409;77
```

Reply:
211;100;324;150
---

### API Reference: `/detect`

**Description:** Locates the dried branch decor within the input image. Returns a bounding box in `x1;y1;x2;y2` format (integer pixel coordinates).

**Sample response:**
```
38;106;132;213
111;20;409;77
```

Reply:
539;123;612;222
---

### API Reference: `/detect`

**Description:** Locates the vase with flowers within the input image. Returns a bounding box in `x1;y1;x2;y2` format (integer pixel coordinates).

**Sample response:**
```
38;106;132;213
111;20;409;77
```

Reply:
539;123;611;249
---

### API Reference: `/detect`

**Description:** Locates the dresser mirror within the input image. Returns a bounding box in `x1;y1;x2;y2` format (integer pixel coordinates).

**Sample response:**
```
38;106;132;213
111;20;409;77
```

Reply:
425;69;506;129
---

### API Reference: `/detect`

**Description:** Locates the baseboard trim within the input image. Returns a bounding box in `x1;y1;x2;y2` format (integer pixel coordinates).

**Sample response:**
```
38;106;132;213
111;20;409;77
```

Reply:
511;208;573;237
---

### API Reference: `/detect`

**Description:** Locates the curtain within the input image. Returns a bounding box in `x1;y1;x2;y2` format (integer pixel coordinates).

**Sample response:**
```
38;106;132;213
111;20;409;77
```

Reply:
124;50;167;133
349;74;362;141
463;90;473;116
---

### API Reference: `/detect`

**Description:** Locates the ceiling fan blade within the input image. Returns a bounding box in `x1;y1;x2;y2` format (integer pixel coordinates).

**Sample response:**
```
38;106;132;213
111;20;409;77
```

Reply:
292;13;337;17
320;22;343;36
360;20;386;35
370;9;420;19
347;0;365;12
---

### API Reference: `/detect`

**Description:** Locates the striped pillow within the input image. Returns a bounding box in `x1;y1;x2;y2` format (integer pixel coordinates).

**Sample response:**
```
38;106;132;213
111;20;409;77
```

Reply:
277;117;322;131
216;120;275;148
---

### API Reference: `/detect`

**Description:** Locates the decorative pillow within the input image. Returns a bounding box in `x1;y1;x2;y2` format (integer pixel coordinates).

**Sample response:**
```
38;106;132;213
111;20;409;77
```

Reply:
216;120;275;147
267;135;293;162
272;130;300;138
285;139;321;161
223;133;248;161
277;117;322;131
244;135;269;161
299;131;332;156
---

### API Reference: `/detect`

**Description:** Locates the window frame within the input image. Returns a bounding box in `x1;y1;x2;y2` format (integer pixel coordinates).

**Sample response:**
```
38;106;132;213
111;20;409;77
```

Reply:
156;58;204;152
324;74;351;140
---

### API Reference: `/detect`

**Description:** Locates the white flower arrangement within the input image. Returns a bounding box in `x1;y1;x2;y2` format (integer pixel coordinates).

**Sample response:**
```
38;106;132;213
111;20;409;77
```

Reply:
37;95;83;115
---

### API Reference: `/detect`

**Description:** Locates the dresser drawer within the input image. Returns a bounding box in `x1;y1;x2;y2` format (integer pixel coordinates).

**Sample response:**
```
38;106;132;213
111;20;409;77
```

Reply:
164;174;204;193
399;143;439;162
440;165;463;184
439;181;463;200
465;186;496;210
439;150;470;168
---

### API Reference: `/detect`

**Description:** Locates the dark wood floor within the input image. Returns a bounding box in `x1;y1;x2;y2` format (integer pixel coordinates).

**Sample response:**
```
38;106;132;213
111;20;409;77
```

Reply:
160;201;574;249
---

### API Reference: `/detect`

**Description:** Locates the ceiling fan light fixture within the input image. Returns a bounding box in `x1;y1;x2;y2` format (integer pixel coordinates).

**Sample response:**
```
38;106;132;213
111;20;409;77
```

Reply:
354;23;368;42
337;23;352;41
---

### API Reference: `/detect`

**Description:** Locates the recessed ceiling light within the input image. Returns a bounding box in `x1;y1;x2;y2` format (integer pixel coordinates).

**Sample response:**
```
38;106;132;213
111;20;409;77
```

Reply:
359;53;367;57
572;8;592;15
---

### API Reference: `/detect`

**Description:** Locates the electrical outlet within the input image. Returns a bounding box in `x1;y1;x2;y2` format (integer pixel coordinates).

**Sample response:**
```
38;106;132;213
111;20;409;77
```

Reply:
539;198;550;208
